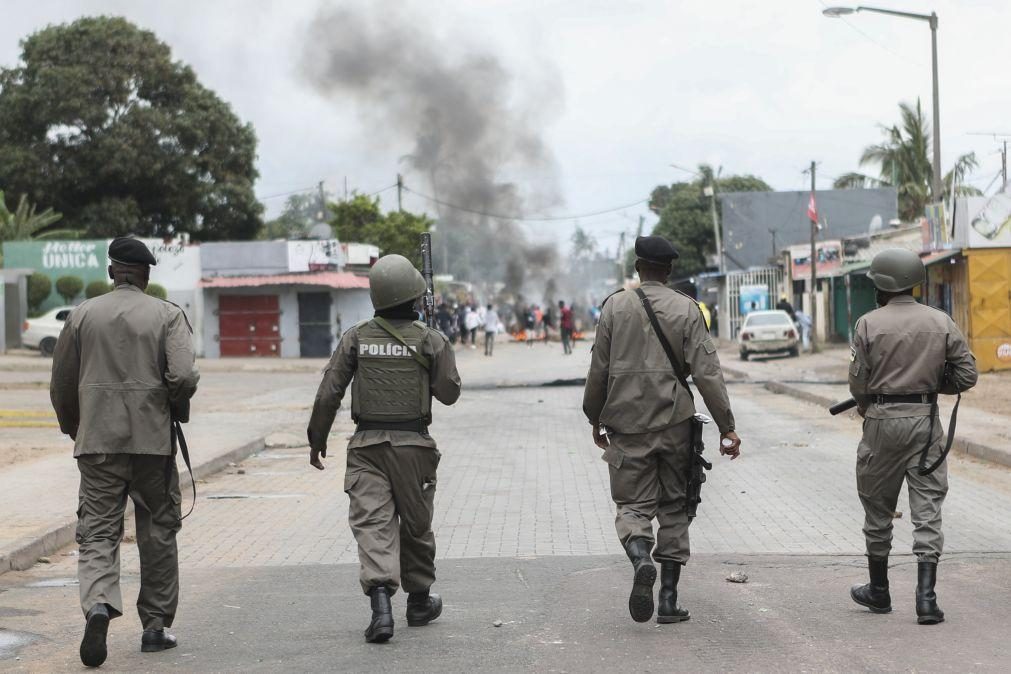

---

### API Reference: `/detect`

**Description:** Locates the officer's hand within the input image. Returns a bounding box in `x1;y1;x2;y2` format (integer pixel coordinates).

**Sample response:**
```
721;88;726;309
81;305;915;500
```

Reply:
592;423;609;449
720;431;741;460
309;447;327;471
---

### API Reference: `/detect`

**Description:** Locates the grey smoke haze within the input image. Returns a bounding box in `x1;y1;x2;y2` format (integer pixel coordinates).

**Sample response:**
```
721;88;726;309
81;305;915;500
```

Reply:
301;4;562;296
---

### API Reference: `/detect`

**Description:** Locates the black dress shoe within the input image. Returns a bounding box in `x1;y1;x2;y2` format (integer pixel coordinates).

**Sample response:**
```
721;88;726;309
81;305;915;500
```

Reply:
141;629;178;653
80;604;110;668
406;591;443;626
365;587;394;643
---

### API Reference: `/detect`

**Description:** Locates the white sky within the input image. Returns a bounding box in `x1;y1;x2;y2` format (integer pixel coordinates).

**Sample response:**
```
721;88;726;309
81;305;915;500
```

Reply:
4;0;1009;256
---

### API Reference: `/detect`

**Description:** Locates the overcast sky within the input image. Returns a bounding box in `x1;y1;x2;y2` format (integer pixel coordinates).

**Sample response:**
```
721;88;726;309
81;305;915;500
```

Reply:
4;0;1009;256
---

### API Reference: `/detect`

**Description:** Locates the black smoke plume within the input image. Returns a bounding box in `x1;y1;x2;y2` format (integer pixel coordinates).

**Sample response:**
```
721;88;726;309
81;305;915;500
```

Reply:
301;4;563;298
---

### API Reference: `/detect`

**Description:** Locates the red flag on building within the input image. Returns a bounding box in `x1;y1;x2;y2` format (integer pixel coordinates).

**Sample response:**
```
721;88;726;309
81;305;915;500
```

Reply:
807;192;818;223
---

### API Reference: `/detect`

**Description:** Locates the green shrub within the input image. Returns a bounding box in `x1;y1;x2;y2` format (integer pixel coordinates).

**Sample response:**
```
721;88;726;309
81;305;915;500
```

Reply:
27;273;52;312
145;283;167;300
85;281;112;298
55;275;84;304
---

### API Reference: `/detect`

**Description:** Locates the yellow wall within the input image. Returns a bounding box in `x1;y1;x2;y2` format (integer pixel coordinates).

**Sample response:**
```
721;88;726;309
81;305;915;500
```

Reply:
966;248;1011;372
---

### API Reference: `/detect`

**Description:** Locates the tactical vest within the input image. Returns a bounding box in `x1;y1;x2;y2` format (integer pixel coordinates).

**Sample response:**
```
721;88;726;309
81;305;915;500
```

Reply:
351;319;432;425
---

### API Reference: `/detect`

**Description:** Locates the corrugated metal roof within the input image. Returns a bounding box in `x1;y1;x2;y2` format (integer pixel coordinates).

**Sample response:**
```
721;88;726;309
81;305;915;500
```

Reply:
200;271;370;289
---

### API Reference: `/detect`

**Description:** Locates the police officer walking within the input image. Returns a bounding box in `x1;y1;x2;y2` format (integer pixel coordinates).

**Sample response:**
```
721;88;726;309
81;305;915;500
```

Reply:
50;238;199;667
308;254;461;643
848;248;977;624
583;235;741;624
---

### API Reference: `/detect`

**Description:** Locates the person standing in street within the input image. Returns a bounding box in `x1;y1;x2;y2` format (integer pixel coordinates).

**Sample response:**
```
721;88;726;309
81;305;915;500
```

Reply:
465;304;481;349
484;303;500;356
50;238;199;668
583;235;741;625
795;310;812;352
847;248;977;625
308;254;462;644
776;294;797;322
559;300;574;355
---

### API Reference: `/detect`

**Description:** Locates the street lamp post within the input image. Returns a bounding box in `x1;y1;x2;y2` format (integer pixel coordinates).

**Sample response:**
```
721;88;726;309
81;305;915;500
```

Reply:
824;6;942;201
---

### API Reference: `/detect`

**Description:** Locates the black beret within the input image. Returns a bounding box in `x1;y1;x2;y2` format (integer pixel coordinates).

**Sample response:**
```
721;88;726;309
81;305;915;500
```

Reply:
635;235;679;264
108;237;157;266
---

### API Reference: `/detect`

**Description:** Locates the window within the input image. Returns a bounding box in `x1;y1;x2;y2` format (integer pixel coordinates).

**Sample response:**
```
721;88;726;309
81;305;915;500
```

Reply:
55;310;71;321
744;313;791;327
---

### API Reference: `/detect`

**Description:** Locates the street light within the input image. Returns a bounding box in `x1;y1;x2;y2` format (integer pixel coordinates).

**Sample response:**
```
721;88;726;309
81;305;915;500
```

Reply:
823;5;942;202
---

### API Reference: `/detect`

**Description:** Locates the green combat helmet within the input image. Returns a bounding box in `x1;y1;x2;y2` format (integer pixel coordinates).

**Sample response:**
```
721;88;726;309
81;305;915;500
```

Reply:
866;248;926;292
370;254;427;310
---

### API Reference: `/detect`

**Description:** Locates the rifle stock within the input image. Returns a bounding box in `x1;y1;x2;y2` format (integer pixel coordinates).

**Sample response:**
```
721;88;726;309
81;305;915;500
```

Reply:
829;398;858;416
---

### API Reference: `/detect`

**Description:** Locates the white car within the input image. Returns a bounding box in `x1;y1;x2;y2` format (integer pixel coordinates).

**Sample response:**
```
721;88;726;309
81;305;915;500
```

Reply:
738;310;798;360
22;306;74;356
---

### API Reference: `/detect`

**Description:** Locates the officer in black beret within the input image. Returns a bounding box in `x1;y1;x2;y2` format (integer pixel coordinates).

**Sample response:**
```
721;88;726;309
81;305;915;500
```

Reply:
51;236;199;666
583;234;741;625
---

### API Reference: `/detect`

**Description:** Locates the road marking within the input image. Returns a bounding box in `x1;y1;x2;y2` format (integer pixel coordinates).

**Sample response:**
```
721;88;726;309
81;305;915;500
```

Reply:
0;409;55;418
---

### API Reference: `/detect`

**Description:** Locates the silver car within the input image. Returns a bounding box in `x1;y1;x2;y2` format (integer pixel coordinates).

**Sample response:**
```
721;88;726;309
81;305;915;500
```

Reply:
738;310;799;360
22;306;73;356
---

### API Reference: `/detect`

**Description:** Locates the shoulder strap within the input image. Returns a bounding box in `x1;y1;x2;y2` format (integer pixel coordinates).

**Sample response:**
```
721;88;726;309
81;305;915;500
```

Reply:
634;288;694;401
373;317;431;370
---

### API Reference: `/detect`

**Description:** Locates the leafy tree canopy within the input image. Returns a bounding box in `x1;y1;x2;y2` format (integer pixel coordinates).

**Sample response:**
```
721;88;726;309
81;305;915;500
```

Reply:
258;191;331;240
833;99;980;221
0;16;263;240
329;194;431;263
55;275;83;303
571;225;598;260
650;166;772;277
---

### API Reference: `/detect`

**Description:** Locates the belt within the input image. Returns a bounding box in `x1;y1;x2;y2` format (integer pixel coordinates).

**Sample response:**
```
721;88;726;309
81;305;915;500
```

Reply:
873;393;937;404
356;419;428;433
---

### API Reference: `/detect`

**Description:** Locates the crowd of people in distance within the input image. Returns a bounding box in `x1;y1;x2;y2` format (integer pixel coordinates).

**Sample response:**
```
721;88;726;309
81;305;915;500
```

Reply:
433;298;594;356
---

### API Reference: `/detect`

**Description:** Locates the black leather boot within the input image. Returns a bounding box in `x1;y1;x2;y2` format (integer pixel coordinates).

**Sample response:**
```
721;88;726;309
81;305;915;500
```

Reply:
80;604;110;667
625;537;657;623
916;562;944;625
657;562;690;624
850;555;892;613
141;628;178;653
406;590;443;626
365;586;395;643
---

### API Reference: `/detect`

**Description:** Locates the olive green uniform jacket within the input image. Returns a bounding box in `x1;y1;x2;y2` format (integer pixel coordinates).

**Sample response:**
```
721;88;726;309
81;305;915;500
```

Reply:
307;320;462;451
50;284;200;456
582;282;735;434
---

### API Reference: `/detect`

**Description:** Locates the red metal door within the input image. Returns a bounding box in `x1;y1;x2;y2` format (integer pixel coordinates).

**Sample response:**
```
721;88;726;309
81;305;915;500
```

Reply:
218;295;281;357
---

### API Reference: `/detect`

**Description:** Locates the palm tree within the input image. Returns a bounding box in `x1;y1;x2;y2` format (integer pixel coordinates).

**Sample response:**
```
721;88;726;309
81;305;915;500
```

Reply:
833;100;980;222
0;190;72;241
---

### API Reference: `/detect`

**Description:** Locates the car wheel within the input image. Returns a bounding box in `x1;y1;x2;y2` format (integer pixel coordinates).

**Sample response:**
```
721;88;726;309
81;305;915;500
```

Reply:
39;337;57;357
739;350;748;361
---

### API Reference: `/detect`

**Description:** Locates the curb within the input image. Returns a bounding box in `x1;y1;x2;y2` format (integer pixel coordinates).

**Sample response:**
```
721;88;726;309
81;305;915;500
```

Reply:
762;380;1011;470
0;436;266;575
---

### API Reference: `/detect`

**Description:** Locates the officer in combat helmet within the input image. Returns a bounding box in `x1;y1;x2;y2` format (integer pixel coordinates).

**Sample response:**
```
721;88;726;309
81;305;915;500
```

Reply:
848;248;977;625
307;253;461;643
583;235;741;625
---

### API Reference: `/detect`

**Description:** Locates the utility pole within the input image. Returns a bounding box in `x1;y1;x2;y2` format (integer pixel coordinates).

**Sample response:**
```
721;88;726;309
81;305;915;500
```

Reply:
704;182;723;273
809;161;819;354
1003;140;1007;187
396;173;404;212
317;181;327;223
616;231;626;285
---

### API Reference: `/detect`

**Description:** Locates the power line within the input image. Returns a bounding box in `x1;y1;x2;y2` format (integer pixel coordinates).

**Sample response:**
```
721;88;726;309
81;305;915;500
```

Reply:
402;185;648;222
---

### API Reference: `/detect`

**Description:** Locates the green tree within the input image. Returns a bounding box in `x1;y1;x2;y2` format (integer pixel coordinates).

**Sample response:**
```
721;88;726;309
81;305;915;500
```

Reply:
55;275;83;303
329;194;431;262
0;190;69;241
650;166;772;277
258;191;331;240
833;100;980;221
0;17;262;240
27;273;51;313
145;283;167;300
85;280;112;298
571;225;598;260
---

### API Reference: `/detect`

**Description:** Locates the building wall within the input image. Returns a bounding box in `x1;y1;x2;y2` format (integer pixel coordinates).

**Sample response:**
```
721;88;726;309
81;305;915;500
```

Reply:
966;248;1011;372
202;285;373;358
201;241;289;277
2;240;109;313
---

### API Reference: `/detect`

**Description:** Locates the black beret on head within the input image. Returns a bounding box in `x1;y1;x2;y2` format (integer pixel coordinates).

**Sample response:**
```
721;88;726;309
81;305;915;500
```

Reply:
635;235;679;265
108;237;157;266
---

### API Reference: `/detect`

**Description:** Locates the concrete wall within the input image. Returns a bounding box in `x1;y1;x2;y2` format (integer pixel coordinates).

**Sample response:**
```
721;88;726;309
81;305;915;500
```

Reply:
202;285;372;358
201;241;289;277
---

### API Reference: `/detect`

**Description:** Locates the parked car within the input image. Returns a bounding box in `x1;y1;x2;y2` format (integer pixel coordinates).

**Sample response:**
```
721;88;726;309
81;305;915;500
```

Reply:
22;306;73;357
738;310;798;360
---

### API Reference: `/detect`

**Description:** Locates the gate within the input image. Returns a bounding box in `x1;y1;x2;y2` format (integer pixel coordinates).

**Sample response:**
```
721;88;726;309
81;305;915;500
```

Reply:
298;292;333;357
218;295;281;357
720;267;786;340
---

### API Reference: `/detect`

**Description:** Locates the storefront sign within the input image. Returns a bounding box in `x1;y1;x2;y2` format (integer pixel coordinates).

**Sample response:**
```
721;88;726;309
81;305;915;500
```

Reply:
739;284;769;314
789;240;842;280
955;193;1011;248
